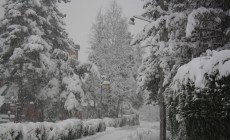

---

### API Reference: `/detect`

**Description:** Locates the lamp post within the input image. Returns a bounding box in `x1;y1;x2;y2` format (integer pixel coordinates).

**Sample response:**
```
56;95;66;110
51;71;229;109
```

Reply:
100;75;110;119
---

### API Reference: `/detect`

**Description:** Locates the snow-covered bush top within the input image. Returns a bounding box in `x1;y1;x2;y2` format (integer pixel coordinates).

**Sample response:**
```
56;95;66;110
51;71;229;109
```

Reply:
0;115;139;140
172;50;230;91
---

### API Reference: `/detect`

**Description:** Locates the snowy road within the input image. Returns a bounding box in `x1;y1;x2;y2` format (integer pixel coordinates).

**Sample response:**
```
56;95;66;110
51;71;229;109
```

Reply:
79;121;162;140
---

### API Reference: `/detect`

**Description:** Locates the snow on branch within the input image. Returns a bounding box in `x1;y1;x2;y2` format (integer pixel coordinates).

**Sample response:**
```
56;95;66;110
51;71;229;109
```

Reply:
186;7;223;37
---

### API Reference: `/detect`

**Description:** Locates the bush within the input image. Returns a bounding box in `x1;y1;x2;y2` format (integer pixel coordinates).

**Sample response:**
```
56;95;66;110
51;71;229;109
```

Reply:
103;118;117;127
169;75;230;140
0;123;23;140
0;119;82;140
0;114;139;140
82;119;106;136
103;114;140;127
49;119;83;140
121;114;140;126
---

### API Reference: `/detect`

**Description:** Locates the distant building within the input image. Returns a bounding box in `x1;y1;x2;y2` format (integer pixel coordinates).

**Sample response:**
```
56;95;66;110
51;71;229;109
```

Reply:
68;44;80;59
0;85;10;123
68;39;80;59
0;85;42;123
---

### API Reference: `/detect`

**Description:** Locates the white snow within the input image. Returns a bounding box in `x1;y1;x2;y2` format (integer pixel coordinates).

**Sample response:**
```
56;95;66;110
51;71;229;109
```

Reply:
103;118;117;127
62;74;84;97
0;85;7;95
7;25;21;35
0;85;7;107
166;12;186;29
0;96;4;108
144;15;167;34
8;9;21;18
82;119;106;135
40;53;56;73
79;125;138;140
0;119;83;140
1;19;9;26
31;0;41;7
64;92;79;111
186;7;222;37
0;116;139;139
0;38;4;49
24;35;52;52
39;78;60;101
79;121;169;140
172;50;230;91
25;9;37;16
10;48;23;60
24;43;44;52
28;21;44;36
132;11;186;45
53;49;68;60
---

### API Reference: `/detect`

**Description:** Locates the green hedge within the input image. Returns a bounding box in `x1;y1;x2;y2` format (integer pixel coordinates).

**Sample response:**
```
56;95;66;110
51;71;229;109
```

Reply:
168;76;230;140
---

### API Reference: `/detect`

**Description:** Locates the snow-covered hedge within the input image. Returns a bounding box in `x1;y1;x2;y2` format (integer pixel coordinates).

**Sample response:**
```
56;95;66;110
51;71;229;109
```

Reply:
0;114;139;140
169;50;230;140
103;117;116;127
103;114;140;128
0;119;83;140
120;114;140;126
82;119;106;136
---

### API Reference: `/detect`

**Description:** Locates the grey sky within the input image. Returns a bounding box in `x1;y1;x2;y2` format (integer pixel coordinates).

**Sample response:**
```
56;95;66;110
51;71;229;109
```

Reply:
58;0;146;62
0;0;146;62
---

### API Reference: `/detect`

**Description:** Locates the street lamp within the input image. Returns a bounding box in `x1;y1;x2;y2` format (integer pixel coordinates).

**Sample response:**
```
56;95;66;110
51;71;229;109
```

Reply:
30;101;34;105
100;75;110;118
129;15;152;25
102;80;110;89
129;15;167;140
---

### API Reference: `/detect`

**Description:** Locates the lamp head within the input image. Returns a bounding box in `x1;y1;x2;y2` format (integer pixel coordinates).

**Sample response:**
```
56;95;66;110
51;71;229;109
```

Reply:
102;80;110;90
129;17;135;25
30;101;34;105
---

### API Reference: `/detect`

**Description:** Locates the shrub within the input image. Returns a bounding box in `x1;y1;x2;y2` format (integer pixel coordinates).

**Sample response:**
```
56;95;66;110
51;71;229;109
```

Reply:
0;119;82;140
0;114;139;140
82;119;106;136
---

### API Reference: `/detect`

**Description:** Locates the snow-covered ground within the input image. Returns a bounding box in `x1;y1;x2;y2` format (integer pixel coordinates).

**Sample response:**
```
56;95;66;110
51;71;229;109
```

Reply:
79;121;168;140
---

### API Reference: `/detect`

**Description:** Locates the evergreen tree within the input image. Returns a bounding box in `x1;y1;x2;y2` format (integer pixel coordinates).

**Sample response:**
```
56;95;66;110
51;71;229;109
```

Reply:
0;0;83;121
134;0;230;139
89;0;142;118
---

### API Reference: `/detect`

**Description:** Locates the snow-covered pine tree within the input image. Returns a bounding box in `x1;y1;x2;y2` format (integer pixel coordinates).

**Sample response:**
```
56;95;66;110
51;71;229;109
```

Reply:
133;0;230;139
133;0;194;139
89;0;142;118
168;0;230;139
0;0;82;121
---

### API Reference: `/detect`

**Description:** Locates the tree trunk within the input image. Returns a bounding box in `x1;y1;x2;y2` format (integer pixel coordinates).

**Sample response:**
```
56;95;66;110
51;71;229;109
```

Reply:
100;84;103;118
108;97;110;117
87;103;89;119
159;68;166;140
120;99;123;118
116;98;120;118
93;95;96;118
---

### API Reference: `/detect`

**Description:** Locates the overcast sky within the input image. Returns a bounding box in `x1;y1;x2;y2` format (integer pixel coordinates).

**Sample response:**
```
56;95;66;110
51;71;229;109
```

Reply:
0;0;146;62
